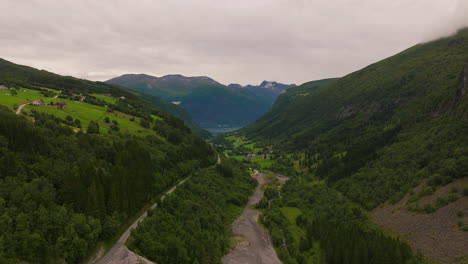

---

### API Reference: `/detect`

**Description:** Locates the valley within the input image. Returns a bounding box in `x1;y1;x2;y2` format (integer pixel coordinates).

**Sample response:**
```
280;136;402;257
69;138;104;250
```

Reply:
0;5;467;264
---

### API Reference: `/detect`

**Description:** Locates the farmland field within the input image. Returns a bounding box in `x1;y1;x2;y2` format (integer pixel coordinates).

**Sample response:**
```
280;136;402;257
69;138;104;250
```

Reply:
25;98;158;136
91;93;118;104
254;159;273;168
0;88;52;109
0;88;163;137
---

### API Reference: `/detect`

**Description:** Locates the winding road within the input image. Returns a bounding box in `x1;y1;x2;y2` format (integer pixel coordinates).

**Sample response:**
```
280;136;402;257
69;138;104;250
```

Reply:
93;177;191;264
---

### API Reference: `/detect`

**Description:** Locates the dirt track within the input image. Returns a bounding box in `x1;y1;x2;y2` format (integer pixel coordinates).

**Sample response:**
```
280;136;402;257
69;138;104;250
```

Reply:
222;172;282;264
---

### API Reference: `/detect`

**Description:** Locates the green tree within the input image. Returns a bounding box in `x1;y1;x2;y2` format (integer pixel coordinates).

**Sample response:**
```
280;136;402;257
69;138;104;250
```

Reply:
75;119;82;128
87;120;100;134
139;118;150;128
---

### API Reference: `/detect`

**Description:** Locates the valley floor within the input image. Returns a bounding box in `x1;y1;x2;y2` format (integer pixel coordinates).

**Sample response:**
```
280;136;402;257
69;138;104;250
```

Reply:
222;172;283;264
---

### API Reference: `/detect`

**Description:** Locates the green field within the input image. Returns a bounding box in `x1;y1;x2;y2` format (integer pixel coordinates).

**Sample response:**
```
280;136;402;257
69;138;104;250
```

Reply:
244;143;255;150
91;93;118;104
0;88;54;109
231;155;245;161
222;135;275;168
0;88;163;137
151;114;163;121
25;98;158;136
234;140;244;146
253;159;273;168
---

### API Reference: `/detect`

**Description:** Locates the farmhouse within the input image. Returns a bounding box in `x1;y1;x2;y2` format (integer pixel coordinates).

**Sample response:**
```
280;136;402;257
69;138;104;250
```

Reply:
55;102;67;109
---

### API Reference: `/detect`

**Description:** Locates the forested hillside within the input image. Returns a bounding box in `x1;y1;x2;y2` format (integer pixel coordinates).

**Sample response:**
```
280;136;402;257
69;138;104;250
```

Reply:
0;59;216;263
243;28;468;207
238;28;468;263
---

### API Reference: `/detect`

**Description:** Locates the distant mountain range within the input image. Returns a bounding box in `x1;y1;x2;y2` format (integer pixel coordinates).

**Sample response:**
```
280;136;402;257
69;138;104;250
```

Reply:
228;81;295;106
107;74;295;127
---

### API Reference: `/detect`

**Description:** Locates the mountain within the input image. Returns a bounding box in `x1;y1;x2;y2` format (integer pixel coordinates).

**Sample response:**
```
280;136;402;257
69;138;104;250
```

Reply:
245;80;296;94
0;58;216;263
107;74;295;128
232;81;296;106
107;73;224;100
238;28;468;263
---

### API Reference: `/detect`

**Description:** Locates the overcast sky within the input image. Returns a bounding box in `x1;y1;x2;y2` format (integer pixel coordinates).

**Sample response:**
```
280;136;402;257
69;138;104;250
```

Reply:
1;0;467;86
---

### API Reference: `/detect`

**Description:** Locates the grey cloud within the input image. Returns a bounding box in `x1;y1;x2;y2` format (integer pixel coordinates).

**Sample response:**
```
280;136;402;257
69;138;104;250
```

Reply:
0;0;467;86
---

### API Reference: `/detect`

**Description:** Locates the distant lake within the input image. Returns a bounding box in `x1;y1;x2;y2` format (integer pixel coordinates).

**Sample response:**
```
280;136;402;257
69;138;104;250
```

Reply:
204;126;243;136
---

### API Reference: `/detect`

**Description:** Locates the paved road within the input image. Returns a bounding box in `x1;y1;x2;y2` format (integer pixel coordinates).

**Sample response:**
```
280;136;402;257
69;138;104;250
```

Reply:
94;177;190;264
222;172;283;264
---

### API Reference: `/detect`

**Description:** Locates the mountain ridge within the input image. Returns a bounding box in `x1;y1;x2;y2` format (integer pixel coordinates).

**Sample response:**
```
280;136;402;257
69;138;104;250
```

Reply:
107;74;295;127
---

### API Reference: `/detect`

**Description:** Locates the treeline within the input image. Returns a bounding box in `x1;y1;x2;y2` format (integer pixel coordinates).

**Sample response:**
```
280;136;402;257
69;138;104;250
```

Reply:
258;182;428;264
128;160;256;264
0;106;214;263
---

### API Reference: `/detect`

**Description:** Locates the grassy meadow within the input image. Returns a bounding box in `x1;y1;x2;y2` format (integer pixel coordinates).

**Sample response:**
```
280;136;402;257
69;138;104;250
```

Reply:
0;88;52;109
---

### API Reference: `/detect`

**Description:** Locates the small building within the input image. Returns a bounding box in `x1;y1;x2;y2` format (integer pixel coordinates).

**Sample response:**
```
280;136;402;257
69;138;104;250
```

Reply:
55;102;67;109
245;154;256;159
